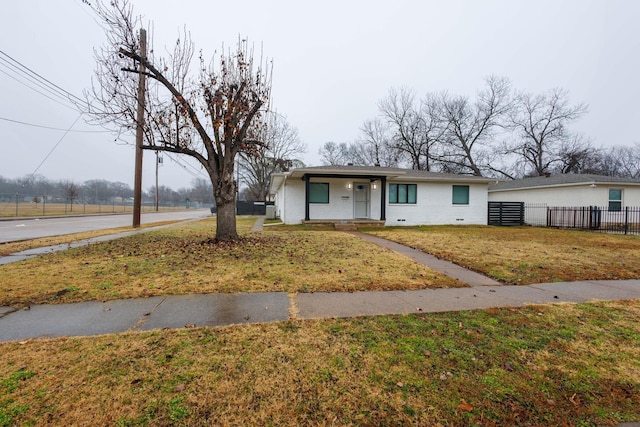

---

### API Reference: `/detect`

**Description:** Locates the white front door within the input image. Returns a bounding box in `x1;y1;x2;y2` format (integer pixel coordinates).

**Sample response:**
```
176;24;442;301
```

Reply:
354;183;370;218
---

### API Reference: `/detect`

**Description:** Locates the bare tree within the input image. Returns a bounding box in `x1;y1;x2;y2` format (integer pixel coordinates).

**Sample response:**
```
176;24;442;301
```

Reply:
239;114;306;201
84;0;271;240
189;178;214;205
553;136;600;174
319;141;350;165
378;88;443;170
439;76;513;176
62;181;80;211
353;118;402;167
595;143;640;178
83;179;111;204
506;87;588;176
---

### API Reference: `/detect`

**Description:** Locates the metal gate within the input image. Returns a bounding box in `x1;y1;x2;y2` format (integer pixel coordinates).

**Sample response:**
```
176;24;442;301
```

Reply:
488;202;525;226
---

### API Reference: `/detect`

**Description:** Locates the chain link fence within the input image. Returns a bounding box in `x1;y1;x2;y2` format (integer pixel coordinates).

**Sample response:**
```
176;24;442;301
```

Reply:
0;193;189;217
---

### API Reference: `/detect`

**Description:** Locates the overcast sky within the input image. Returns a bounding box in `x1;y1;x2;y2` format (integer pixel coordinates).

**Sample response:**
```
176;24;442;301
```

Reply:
1;0;638;190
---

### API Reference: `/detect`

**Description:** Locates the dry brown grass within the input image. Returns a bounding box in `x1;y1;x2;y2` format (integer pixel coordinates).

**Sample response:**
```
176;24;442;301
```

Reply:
0;218;460;306
1;300;638;426
366;226;640;285
0;221;180;257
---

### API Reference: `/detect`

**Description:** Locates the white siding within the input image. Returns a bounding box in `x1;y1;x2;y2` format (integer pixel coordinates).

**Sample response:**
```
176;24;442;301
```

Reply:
385;182;488;225
489;184;640;207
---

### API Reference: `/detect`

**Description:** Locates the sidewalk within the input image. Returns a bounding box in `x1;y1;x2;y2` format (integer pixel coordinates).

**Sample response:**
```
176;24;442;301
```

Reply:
2;279;639;342
1;216;639;342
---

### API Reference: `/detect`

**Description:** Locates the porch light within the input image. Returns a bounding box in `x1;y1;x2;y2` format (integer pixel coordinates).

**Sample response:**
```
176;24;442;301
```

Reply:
346;182;352;190
372;182;378;190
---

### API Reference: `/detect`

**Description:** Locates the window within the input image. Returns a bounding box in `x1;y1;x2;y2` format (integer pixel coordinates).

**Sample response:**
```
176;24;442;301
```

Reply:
309;182;329;203
452;185;469;205
389;184;417;204
609;189;622;211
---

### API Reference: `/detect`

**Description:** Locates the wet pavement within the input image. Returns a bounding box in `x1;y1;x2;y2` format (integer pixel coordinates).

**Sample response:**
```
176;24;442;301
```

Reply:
0;293;290;342
1;279;639;342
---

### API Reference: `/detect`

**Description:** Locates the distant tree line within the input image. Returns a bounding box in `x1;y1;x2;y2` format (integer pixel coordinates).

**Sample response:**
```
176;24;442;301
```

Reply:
0;175;214;206
319;76;640;179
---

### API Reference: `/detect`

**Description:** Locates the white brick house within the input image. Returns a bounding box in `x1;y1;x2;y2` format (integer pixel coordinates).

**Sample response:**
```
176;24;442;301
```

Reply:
269;166;495;226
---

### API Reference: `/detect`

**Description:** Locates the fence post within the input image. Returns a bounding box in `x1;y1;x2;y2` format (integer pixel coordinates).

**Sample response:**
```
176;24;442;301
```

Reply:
625;206;629;235
546;207;550;227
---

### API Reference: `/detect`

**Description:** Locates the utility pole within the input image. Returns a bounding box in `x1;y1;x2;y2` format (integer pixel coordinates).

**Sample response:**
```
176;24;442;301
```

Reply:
132;28;147;227
155;150;160;211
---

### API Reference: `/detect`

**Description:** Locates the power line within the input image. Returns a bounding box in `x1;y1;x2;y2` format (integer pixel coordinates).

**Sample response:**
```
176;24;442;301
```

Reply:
0;56;78;108
165;152;208;180
0;116;111;133
0;67;78;112
72;0;109;33
0;50;87;107
24;114;84;184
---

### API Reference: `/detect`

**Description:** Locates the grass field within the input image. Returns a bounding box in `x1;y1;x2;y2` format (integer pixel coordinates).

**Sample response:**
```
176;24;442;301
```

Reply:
1;301;638;426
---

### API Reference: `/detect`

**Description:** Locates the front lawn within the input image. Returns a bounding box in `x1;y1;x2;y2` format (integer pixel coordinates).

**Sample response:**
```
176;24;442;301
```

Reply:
365;226;640;285
1;301;638;426
0;218;459;306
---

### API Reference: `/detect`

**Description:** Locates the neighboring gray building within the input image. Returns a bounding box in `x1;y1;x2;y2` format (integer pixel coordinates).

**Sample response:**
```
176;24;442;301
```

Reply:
489;174;640;210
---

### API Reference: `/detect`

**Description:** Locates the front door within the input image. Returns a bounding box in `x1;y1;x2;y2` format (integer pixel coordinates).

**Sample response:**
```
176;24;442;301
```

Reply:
354;183;370;219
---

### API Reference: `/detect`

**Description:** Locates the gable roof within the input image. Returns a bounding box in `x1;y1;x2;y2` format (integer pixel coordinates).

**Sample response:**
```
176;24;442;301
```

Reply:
489;174;640;192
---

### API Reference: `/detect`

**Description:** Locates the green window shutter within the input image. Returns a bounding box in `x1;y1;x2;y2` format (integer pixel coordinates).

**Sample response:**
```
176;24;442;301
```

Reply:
452;185;469;205
309;183;329;203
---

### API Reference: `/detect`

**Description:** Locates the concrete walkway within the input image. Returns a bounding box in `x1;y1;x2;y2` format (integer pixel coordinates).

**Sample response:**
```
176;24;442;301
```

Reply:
1;279;639;342
1;216;639;342
351;231;501;286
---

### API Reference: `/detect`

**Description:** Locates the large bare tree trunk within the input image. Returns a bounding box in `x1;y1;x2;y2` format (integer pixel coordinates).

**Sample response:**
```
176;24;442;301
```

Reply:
215;198;237;241
213;168;237;241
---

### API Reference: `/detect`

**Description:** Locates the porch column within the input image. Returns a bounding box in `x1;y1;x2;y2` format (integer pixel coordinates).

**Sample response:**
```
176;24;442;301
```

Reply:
304;175;310;221
380;176;386;221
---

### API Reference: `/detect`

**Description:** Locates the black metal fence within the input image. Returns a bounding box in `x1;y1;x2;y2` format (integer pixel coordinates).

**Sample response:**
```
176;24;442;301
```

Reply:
522;204;640;235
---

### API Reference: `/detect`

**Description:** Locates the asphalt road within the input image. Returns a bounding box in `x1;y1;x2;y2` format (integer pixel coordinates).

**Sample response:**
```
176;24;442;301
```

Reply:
0;209;211;243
